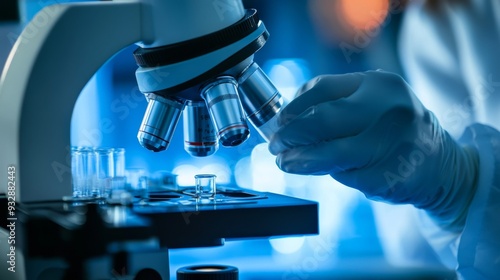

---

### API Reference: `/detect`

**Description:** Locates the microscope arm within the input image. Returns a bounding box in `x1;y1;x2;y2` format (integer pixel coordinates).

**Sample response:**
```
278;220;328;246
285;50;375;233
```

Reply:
0;1;143;202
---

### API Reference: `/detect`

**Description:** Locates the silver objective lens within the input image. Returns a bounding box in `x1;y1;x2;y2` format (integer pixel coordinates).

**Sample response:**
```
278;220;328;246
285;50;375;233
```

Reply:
183;101;219;157
137;93;185;152
237;62;287;141
201;76;249;147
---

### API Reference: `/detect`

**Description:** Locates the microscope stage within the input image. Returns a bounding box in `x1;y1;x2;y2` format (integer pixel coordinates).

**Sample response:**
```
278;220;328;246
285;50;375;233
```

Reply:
7;188;318;259
133;188;319;248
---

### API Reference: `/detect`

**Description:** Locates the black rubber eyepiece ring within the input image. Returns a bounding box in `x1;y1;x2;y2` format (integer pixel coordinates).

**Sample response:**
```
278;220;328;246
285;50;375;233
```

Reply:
133;9;261;67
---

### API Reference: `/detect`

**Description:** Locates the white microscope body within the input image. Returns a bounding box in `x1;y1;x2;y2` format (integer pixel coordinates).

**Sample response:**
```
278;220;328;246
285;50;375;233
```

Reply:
0;0;308;279
0;0;282;279
0;0;248;203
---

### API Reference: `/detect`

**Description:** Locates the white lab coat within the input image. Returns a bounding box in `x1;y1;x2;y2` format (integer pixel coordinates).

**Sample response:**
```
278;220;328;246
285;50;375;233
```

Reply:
397;0;500;278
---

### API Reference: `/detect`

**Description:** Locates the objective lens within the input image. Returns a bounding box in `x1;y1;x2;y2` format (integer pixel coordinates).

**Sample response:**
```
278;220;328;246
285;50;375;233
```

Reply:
183;100;219;157
238;63;287;141
137;93;185;152
201;76;249;147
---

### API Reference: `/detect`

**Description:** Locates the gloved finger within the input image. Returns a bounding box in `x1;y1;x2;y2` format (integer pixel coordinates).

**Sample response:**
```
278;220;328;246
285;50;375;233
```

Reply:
269;98;371;155
275;133;378;175
278;73;364;126
294;76;321;97
275;105;410;175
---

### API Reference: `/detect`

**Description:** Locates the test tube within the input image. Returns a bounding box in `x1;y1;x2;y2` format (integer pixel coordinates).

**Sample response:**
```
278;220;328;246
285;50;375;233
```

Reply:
150;171;178;191
95;147;114;198
112;148;126;191
82;146;99;197
71;146;89;198
126;168;148;198
195;174;217;199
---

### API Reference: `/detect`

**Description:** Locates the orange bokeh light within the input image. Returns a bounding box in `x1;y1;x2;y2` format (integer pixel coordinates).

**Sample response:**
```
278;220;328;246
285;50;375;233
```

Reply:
338;0;390;31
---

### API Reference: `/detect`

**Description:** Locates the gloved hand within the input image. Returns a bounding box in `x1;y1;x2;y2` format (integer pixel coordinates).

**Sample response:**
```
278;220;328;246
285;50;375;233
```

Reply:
269;70;479;230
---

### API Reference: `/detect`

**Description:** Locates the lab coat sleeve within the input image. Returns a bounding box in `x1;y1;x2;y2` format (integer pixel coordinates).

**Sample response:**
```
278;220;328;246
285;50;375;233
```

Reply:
419;123;500;279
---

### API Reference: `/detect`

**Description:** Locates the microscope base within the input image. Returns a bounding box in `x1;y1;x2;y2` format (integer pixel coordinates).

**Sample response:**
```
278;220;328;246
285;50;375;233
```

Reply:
1;188;318;279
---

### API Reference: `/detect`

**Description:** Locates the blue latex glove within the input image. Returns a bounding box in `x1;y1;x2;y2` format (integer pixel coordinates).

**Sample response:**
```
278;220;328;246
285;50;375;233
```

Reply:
269;70;479;230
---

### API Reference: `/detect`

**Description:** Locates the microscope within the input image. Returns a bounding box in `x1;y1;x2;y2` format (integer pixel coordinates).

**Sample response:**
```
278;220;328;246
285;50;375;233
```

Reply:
0;0;318;279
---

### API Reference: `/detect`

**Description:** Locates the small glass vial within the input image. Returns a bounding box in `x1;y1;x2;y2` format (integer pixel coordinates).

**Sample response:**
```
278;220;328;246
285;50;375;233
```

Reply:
194;174;217;199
